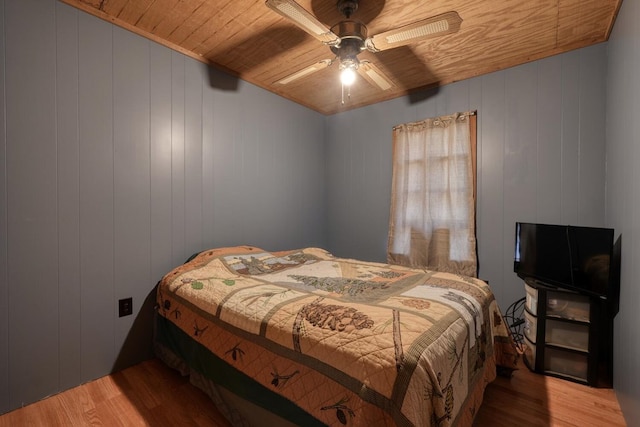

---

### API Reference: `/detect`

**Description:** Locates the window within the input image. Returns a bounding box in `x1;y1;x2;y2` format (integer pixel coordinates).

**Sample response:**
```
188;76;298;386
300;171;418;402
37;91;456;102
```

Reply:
387;111;477;277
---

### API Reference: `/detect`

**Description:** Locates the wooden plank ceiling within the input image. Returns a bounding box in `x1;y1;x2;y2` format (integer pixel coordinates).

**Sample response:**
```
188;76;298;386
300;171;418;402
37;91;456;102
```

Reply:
61;0;621;115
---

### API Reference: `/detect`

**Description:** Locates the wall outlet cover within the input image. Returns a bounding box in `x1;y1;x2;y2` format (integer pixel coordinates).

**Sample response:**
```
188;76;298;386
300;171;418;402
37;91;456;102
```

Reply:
119;297;133;317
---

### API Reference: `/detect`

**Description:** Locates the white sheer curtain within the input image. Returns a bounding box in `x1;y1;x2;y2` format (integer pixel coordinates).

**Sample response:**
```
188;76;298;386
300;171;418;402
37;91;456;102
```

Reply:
387;112;477;277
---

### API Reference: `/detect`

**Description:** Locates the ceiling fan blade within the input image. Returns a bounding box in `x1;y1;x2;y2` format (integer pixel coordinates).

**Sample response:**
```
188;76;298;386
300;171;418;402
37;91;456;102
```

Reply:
358;61;395;91
265;0;339;44
274;59;333;85
365;11;462;52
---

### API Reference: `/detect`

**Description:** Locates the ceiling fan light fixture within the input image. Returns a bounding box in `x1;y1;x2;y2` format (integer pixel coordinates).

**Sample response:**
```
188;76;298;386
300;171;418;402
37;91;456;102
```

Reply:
340;66;357;86
338;56;359;86
263;1;462;105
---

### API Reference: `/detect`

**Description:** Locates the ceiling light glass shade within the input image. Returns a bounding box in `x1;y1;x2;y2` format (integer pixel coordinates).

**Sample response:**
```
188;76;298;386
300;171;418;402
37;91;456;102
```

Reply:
340;67;356;86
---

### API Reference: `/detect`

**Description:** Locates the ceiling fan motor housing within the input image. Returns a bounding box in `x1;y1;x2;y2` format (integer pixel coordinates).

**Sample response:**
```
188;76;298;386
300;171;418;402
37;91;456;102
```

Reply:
330;20;367;64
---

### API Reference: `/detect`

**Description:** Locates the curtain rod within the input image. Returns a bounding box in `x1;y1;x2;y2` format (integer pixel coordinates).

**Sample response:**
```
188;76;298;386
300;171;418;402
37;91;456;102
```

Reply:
393;110;476;130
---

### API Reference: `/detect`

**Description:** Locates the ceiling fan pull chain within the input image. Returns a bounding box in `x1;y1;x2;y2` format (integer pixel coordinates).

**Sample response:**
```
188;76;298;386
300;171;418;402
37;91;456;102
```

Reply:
341;82;353;105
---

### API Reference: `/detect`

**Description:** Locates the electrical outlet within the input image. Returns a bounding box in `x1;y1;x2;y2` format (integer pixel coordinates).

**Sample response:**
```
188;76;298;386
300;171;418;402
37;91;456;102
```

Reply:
119;297;133;317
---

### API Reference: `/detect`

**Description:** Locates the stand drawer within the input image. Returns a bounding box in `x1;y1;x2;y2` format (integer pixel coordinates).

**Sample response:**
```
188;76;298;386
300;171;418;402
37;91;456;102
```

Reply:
546;290;590;322
544;347;588;381
546;319;589;351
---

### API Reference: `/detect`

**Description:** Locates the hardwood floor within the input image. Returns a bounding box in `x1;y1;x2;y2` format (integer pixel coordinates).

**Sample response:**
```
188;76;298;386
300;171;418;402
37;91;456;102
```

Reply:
0;359;232;427
0;358;626;426
475;364;626;426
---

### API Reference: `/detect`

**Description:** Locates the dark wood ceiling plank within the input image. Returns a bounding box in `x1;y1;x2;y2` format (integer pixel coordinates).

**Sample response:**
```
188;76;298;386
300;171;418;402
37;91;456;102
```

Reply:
151;0;207;40
196;1;284;59
77;0;101;7
179;1;239;52
133;0;181;32
116;0;155;24
101;0;129;17
165;0;235;46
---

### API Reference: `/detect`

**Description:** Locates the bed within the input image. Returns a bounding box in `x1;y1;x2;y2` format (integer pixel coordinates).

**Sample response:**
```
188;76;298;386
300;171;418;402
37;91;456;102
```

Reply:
154;245;517;426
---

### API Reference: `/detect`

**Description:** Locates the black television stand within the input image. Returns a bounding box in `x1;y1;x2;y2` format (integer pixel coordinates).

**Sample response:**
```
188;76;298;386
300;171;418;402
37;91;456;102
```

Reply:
521;278;614;387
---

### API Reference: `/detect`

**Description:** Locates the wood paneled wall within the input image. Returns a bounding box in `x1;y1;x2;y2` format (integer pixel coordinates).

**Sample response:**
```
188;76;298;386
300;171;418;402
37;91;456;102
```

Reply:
0;0;326;414
325;43;608;312
605;0;640;425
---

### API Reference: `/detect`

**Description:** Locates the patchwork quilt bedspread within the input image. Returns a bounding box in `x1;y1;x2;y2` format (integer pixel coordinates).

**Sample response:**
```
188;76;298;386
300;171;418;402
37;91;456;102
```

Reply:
155;246;517;427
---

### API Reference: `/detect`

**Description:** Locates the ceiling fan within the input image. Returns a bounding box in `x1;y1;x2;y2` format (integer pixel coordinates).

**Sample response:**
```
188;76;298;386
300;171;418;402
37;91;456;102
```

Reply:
265;0;462;94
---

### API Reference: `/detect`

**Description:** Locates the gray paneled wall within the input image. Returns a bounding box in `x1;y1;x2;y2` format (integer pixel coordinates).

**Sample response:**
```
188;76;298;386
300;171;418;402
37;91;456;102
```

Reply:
57;0;81;393
78;7;116;386
325;44;608;311
0;0;6;416
605;0;640;424
0;0;326;413
6;0;59;408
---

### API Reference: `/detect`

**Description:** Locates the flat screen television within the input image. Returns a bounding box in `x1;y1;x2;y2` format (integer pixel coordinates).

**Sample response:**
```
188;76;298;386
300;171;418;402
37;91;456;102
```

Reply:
514;222;616;300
